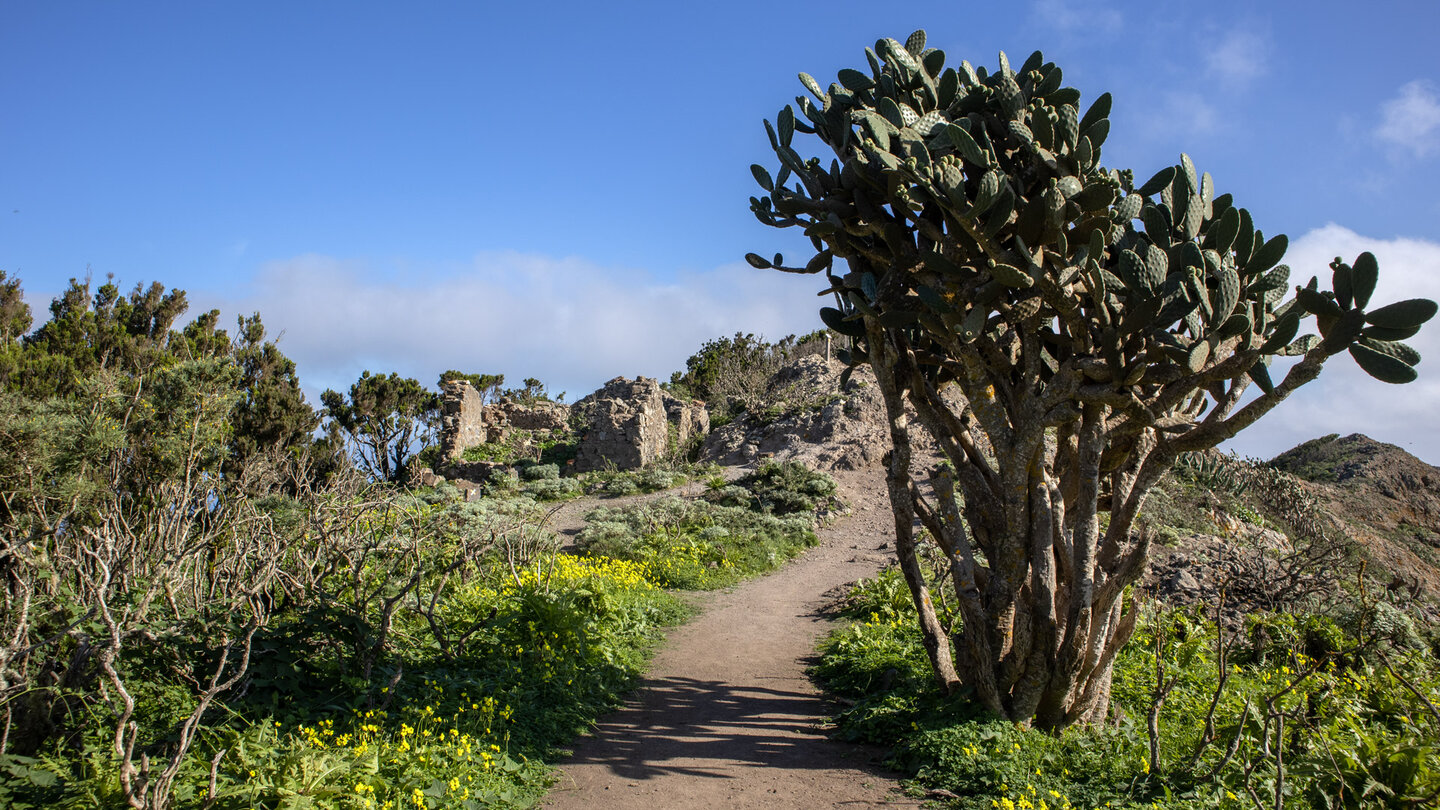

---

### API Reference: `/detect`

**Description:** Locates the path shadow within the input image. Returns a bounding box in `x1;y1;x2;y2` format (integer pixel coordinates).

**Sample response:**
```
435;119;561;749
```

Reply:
560;675;893;782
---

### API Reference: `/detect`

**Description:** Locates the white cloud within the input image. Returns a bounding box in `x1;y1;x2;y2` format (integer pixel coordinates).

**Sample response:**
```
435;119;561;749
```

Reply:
1222;224;1440;464
194;251;827;403
1031;0;1122;34
1375;80;1440;158
1203;29;1268;87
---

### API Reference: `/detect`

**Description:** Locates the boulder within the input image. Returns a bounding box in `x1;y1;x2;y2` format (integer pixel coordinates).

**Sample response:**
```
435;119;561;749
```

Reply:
699;354;957;471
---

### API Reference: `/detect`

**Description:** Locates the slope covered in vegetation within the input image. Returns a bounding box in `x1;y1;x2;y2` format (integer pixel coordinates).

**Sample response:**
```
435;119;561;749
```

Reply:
0;275;848;808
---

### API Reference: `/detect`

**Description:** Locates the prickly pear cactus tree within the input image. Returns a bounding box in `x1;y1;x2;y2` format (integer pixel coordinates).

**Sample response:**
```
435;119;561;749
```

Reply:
748;31;1436;729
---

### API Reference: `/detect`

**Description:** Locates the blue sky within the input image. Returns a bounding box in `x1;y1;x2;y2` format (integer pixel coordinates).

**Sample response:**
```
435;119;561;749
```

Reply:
4;1;1440;461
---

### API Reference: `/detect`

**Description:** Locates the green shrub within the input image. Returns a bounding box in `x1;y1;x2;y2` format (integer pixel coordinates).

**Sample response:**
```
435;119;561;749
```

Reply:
600;476;640;496
523;477;583;501
639;469;681;491
577;496;818;589
520;462;560;481
813;588;1440;809
0;490;686;808
723;460;839;517
587;463;713;497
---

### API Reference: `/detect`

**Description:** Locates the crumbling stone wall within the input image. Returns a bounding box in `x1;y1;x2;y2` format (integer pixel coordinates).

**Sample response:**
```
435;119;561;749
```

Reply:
573;377;668;472
440;375;709;473
571;377;710;472
493;400;569;433
439;382;573;461
662;391;709;447
440;380;487;461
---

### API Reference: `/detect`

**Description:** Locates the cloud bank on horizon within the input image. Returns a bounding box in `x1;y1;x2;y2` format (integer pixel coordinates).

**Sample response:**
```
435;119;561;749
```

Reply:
1232;225;1440;463
170;224;1440;466
186;251;824;405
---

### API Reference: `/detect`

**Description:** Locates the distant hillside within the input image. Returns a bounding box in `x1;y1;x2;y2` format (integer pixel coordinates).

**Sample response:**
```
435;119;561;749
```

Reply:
1147;433;1440;617
1272;432;1440;490
1270;433;1440;594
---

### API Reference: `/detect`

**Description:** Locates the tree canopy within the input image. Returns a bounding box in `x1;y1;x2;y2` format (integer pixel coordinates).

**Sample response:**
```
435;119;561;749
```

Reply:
322;371;437;483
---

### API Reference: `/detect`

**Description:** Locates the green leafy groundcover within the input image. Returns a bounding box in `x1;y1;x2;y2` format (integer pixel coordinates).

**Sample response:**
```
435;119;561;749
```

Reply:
815;568;1440;809
0;543;686;809
577;499;819;590
1;459;841;809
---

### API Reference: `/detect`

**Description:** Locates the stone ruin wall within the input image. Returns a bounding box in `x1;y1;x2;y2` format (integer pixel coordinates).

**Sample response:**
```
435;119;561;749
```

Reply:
500;401;570;433
665;391;709;447
571;377;667;472
439;380;487;461
437;376;708;473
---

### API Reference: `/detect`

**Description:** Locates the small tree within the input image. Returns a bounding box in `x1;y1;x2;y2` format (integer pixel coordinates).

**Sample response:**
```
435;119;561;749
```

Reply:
672;331;830;418
226;314;320;476
500;376;549;407
439;370;505;403
749;32;1436;729
322;371;437;483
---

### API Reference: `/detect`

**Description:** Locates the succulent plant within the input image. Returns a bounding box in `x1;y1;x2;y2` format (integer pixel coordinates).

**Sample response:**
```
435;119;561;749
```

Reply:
747;32;1435;730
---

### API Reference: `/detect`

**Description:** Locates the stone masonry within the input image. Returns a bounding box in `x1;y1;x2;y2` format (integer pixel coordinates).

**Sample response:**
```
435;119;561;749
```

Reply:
572;377;669;472
663;390;709;447
569;377;709;472
439;380;487;461
438;376;708;473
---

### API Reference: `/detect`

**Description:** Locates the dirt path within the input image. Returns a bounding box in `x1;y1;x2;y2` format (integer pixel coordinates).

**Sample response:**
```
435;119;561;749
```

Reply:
543;469;921;809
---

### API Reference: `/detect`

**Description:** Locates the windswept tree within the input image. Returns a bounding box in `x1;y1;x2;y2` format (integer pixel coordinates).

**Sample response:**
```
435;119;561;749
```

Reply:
500;376;550;406
19;276;188;398
3;274;322;480
670;331;829;417
438;369;505;403
322;371;437;483
225;314;320;474
748;31;1436;729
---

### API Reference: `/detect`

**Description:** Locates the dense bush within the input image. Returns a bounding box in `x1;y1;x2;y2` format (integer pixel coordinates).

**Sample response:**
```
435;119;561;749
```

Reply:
585;462;714;498
0;433;683;808
520;462;561;481
707;460;840;517
459;430;577;469
668;330;829;424
524;476;584;501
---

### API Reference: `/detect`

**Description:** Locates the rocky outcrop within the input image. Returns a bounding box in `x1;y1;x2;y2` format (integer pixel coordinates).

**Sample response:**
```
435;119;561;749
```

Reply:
699;355;957;472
